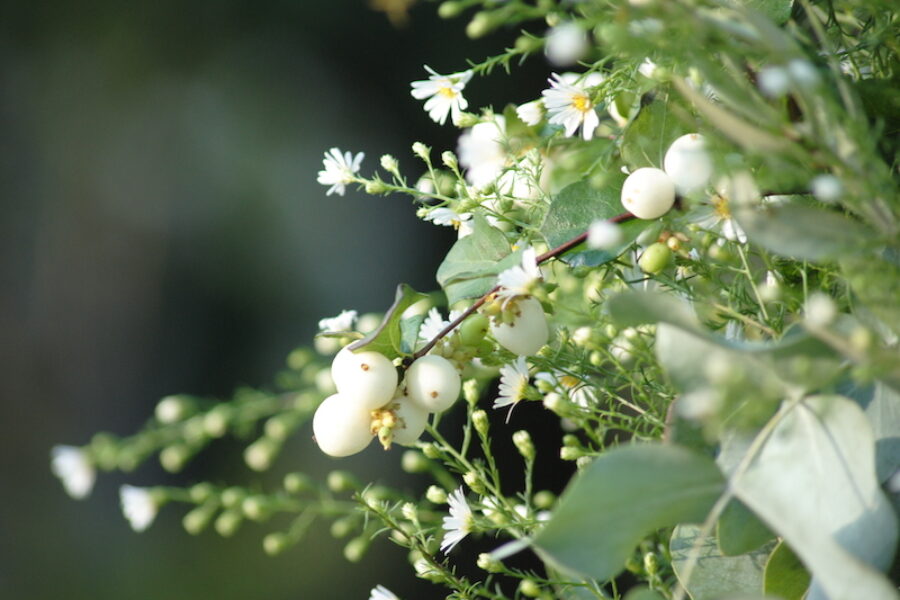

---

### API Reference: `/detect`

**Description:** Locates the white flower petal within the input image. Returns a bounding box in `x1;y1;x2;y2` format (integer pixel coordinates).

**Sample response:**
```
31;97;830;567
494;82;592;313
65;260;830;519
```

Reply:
51;445;96;500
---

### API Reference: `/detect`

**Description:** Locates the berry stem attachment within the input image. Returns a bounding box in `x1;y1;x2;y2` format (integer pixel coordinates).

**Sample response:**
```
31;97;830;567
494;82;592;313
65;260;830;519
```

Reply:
409;211;636;363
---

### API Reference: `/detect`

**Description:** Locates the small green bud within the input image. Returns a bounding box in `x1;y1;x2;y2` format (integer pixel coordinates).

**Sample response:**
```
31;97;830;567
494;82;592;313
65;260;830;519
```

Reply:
189;482;215;503
203;405;231;438
460;313;490;346
182;502;216;535
155;395;193;424
477;552;504;573
644;551;659;575
343;536;369;563
365;179;389;195
283;472;312;494
639;242;672;274
265;413;298;440
327;470;359;493
412;142;430;161
160;444;191;473
455;112;480;128
438;1;464;18
441;150;458;170
514;34;543;53
589;350;604;366
519;579;542;598
242;495;271;521
401;502;418;521
463;378;480;406
513;430;536;461
426;485;448;504
330;516;356;538
244;437;278;472
214;510;242;537
401;450;429;473
472;409;490;437
422;443;442;459
466;11;498;38
463;470;486;494
220;486;246;508
576;456;594;470
286;348;312;370
263;532;289;556
380;154;399;174
560;446;582;461
534;490;556;509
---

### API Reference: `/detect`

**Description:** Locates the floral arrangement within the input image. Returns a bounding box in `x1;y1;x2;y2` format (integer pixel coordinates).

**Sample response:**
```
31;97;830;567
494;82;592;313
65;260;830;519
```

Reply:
53;0;900;599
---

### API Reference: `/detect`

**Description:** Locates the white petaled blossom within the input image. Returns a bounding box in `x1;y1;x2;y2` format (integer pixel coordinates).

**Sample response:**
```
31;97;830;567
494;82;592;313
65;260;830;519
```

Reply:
318;309;358;333
51;445;96;500
496;247;541;303
542;73;601;141
457;118;508;189
516;100;544;126
419;307;464;342
410;66;473;126
494;356;531;412
119;485;160;532
317;148;364;196
424;207;473;231
693;195;747;244
535;370;595;408
369;585;400;600
441;487;475;553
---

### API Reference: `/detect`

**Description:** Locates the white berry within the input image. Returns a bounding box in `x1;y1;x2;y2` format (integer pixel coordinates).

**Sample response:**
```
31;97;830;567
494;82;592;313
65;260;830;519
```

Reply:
405;355;461;412
620;167;676;219
331;347;398;410
390;395;429;446
663;133;712;195
490;297;549;356
312;393;373;457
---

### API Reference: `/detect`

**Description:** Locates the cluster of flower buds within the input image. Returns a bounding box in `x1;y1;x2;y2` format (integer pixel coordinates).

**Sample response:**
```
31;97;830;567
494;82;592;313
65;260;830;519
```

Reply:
313;347;462;457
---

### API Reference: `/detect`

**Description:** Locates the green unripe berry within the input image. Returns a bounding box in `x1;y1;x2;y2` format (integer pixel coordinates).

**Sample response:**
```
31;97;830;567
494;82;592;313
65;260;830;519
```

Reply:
639;242;672;274
459;313;490;346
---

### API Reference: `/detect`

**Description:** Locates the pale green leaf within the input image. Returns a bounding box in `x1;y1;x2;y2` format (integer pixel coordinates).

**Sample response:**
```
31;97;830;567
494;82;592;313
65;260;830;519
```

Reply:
348;284;426;358
533;444;725;581
717;498;775;556
764;541;811;600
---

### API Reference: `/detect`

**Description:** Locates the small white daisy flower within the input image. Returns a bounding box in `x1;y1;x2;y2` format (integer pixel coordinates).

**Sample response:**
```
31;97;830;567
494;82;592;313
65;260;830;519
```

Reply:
317;148;364;196
545;22;589;67
541;73;600;141
410;66;473;126
424;207;473;231
493;356;530;412
693;194;747;244
418;307;464;342
496;247;541;303
50;445;96;500
369;585;400;600
441;487;475;553
587;220;624;250
516;100;544;126
457;118;508;189
535;370;595;408
119;485;159;532
318;309;358;333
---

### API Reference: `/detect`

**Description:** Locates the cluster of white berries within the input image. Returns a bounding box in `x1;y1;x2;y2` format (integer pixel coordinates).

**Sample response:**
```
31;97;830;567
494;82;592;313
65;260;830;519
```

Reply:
620;133;713;219
313;347;462;457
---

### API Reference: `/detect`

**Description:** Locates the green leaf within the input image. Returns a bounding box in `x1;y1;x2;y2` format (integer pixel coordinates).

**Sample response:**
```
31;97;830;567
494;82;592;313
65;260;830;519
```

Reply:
621;94;688;168
399;314;426;356
764;541;811;600
539;176;647;267
727;396;900;600
348;284;426;359
717;498;775;556
436;214;520;304
839;381;900;483
624;589;665;600
742;0;794;25
733;202;875;262
606;289;700;332
841;247;900;333
670;524;771;600
532;443;725;581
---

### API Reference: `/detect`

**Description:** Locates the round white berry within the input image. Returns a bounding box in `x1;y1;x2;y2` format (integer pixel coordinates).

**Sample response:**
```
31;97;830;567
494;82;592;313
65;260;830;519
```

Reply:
620;167;676;219
663;133;713;196
490;297;549;357
331;347;398;410
405;355;461;412
390;395;429;446
312;393;373;457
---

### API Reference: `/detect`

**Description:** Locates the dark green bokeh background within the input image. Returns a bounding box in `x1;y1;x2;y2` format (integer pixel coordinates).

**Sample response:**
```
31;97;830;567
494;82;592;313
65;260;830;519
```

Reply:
0;1;553;598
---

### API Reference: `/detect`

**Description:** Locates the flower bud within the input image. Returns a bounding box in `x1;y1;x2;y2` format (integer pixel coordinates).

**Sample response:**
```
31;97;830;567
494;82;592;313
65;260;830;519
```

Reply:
327;470;359;493
330;516;356;538
513;430;536;461
422;443;442;459
263;532;289;556
189;482;215;503
534;490;556;509
426;485;448;504
560;446;582;461
160;444;191;473
343;536;369;563
519;579;542;598
466;11;499;39
644;551;659;575
455;112;481;128
464;470;486;494
182;502;216;535
380;154;399;175
283;472;312;494
412;142;430;161
478;552;504;573
438;1;464;18
203;405;231;438
441;150;458;170
365;179;389;195
214;509;242;537
220;486;245;508
244;437;278;472
463;378;480;406
401;450;430;474
155;395;193;424
472;409;490;437
401;502;418;521
241;495;271;521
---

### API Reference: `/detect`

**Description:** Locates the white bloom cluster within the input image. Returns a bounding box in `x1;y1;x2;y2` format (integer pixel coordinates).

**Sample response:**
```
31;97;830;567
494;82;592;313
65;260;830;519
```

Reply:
120;485;159;532
410;66;473;126
51;445;96;499
317;148;364;196
542;73;601;141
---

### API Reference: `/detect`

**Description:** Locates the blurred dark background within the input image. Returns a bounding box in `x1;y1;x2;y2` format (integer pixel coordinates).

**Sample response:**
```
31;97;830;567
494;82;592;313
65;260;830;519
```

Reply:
0;1;557;599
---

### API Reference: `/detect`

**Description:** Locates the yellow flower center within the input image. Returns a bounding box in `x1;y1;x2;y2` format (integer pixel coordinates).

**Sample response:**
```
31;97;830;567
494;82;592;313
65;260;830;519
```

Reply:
712;195;732;219
438;86;458;99
560;375;580;389
572;93;591;113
